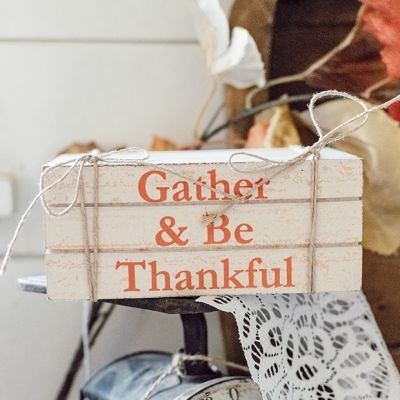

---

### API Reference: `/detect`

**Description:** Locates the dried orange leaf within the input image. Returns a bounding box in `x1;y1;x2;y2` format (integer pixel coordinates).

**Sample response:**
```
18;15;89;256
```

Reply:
362;0;400;79
245;123;269;148
247;102;301;148
150;135;179;151
262;103;301;148
58;142;105;155
306;8;389;94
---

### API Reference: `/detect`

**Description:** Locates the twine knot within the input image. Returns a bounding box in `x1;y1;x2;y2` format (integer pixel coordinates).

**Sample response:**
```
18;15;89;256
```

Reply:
86;149;101;164
171;352;185;373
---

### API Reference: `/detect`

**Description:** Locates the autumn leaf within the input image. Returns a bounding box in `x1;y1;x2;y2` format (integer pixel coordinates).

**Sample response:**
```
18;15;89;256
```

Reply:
361;0;400;79
246;123;269;148
150;135;179;151
57;142;102;155
388;102;400;122
245;102;300;148
304;4;400;100
306;8;388;95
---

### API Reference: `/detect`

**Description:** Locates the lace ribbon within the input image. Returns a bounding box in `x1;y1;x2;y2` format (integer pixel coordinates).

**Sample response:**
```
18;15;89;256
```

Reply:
199;293;400;400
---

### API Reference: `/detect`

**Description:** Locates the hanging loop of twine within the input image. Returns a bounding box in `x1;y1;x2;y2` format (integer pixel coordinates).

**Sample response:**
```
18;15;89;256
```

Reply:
228;91;371;174
226;90;400;291
141;352;249;400
1;90;400;297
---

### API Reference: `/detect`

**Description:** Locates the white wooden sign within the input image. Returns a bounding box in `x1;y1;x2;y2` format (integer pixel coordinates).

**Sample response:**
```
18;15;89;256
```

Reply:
43;147;362;300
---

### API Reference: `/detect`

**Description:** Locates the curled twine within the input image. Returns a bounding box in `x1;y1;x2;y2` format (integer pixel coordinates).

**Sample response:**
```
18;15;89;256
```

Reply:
1;90;400;297
141;352;249;400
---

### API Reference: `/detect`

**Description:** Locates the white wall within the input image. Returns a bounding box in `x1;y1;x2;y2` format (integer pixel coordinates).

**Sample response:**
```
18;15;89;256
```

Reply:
0;1;230;398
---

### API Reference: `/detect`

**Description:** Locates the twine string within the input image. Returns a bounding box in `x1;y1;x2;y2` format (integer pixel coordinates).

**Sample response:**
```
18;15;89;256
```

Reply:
78;173;95;301
92;159;99;302
141;353;249;400
308;152;320;293
1;90;400;297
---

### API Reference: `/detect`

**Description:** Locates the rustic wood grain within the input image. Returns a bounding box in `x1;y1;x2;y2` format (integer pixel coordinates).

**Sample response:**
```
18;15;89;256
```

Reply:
43;148;362;206
46;201;361;251
44;147;362;300
46;246;362;300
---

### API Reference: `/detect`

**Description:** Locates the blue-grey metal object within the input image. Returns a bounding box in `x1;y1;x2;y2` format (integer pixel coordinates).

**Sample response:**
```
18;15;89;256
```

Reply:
17;274;47;294
81;351;222;400
81;352;259;400
18;274;250;399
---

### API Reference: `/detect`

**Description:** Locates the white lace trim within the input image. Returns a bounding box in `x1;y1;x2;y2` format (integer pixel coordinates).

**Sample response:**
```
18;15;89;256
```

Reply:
200;292;400;400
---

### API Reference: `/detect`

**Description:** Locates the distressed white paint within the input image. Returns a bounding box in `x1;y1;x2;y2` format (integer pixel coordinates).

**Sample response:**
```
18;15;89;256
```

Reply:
46;246;362;300
45;201;362;250
42;148;363;205
44;148;362;299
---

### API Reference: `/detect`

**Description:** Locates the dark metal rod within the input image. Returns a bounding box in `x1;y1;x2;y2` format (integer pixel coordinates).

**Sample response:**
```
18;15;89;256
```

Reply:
180;313;211;375
200;93;315;142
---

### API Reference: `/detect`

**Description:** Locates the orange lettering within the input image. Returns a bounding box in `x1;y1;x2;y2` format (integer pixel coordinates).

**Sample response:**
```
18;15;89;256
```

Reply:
234;223;253;244
234;179;253;198
208;169;231;201
221;258;245;289
196;269;220;290
260;267;282;288
284;256;295;288
204;214;231;244
115;260;146;292
138;170;168;203
149;260;173;291
255;178;270;200
172;181;192;202
175;270;195;290
247;257;262;288
195;177;207;201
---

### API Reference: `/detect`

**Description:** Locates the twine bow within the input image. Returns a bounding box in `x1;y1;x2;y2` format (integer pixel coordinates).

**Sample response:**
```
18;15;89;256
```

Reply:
224;90;400;291
2;90;400;297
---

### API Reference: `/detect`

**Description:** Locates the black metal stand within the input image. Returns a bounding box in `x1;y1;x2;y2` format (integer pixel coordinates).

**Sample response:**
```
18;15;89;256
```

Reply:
180;313;213;377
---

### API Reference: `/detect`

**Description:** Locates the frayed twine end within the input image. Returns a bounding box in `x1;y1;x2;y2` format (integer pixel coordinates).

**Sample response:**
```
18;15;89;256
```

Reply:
202;212;219;225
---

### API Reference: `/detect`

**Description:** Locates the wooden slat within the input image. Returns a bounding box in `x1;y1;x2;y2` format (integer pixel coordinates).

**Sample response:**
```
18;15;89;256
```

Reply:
42;148;362;205
45;200;362;250
46;246;362;300
44;147;362;299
